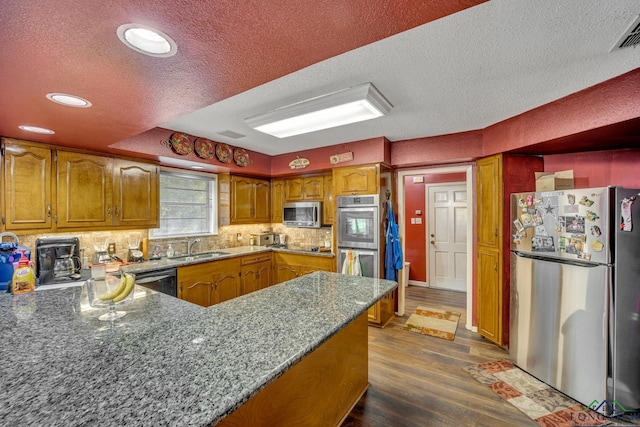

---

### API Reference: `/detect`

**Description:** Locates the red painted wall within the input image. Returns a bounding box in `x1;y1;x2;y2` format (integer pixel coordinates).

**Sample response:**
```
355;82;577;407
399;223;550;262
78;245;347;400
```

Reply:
544;148;640;189
270;137;388;176
403;172;467;283
483;69;640;156
391;130;483;167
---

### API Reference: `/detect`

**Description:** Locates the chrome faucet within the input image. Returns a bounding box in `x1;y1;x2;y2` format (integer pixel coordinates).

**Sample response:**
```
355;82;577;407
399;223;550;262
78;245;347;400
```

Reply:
187;238;201;256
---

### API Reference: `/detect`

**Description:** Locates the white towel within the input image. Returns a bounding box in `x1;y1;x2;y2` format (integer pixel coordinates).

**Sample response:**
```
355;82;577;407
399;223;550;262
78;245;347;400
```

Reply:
341;250;362;276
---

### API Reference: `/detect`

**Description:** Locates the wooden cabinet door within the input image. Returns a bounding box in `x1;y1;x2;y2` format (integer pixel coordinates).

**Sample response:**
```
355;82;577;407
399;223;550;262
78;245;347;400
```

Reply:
274;263;299;285
302;176;324;200
253;178;271;223
231;176;254;223
241;259;272;295
241;264;259;295
271;179;285;223
112;159;159;228
215;273;240;304
323;174;334;225
56;151;113;228
255;260;272;290
285;176;324;201
333;164;379;196
285;178;304;201
213;258;241;304
3;140;53;231
476;155;502;248
477;248;502;344
178;262;215;307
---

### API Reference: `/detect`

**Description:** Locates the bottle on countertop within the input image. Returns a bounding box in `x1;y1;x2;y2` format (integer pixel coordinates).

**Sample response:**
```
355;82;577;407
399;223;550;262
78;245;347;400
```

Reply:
324;231;332;248
11;250;35;294
166;244;174;258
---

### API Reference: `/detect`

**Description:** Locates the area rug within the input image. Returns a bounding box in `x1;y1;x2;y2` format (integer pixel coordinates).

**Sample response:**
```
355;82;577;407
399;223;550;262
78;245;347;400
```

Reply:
399;306;460;340
463;360;617;427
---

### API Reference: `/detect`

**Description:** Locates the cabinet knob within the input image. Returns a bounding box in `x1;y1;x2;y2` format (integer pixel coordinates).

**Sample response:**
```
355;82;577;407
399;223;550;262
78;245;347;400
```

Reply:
107;205;111;216
47;204;51;218
114;205;120;217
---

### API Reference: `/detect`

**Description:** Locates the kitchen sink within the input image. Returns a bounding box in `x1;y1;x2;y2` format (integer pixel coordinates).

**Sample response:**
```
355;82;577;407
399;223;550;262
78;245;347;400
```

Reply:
167;251;230;262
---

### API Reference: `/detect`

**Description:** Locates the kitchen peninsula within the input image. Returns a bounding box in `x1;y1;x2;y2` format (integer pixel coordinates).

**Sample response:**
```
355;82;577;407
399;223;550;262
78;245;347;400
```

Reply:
0;271;396;426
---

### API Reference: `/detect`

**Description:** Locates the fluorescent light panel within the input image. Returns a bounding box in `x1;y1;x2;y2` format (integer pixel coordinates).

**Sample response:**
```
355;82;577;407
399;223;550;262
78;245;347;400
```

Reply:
245;83;392;138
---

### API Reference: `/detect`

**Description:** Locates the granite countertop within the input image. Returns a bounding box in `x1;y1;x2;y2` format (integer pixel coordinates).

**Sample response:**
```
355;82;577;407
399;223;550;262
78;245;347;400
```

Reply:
0;271;397;426
118;245;334;275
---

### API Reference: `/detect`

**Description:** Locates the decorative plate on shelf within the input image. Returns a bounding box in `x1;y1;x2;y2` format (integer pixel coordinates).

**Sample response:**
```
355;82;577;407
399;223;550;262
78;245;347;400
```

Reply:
233;148;250;167
194;138;215;160
168;133;193;155
215;143;233;163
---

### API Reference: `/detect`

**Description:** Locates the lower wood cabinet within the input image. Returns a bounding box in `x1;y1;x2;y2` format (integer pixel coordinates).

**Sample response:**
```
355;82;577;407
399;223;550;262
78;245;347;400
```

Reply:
240;253;272;295
367;292;395;327
272;252;335;285
178;258;241;307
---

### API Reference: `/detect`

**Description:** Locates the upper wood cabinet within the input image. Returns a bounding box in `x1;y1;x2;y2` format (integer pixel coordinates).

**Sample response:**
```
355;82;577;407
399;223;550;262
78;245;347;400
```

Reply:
1;138;159;232
56;151;159;229
333;164;379;196
285;177;324;201
57;151;113;228
271;179;285;223
112;159;159;228
231;175;271;224
2;140;53;231
477;156;502;249
323;174;334;225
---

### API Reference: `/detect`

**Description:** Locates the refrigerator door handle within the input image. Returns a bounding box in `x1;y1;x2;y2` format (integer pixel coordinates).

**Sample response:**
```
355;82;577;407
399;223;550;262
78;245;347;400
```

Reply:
513;251;604;268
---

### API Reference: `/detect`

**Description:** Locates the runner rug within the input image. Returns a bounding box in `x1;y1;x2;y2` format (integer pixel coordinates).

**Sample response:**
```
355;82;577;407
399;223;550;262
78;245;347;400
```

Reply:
463;360;617;427
399;306;460;340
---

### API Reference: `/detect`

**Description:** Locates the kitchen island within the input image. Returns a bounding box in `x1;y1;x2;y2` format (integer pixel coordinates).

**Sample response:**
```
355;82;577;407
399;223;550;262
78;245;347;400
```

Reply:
0;271;397;426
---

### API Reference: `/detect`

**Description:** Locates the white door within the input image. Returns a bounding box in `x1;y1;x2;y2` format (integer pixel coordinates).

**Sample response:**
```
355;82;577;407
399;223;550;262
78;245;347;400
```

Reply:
427;183;467;291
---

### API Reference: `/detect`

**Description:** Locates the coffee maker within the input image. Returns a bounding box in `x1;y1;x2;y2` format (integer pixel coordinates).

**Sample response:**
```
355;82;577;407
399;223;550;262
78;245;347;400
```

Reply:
36;237;82;285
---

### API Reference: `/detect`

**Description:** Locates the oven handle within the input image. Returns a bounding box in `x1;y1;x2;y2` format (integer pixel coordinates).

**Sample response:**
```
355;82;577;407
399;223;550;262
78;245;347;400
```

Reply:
136;274;172;284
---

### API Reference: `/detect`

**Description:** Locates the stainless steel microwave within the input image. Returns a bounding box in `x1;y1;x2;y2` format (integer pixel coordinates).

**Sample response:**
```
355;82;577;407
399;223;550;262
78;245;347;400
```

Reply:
282;201;322;228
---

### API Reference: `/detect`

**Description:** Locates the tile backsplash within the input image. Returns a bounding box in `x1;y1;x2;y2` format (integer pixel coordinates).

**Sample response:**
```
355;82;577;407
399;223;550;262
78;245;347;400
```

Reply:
8;224;333;263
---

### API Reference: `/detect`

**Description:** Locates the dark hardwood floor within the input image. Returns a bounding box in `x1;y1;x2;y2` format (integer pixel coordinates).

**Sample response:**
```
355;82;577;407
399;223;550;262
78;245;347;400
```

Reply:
341;285;536;427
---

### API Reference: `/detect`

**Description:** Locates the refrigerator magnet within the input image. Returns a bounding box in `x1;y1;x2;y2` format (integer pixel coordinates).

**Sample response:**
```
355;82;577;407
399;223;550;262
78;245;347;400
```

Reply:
567;194;575;205
590;225;602;236
620;197;635;232
579;196;595;207
512;233;522;244
513;219;525;233
585;210;600;221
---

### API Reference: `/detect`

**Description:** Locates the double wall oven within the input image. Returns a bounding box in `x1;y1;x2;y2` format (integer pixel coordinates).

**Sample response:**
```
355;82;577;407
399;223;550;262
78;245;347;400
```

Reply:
336;195;380;278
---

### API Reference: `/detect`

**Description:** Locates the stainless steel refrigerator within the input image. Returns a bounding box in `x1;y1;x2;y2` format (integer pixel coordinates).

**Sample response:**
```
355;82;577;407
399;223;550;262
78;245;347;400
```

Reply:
510;186;640;414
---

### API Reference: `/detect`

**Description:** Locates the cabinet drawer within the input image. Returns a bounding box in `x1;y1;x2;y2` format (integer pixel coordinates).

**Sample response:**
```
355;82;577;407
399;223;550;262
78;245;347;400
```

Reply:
241;253;272;265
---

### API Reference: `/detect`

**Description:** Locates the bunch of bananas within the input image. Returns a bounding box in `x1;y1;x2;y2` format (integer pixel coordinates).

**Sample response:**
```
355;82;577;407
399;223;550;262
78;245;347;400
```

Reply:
98;272;135;302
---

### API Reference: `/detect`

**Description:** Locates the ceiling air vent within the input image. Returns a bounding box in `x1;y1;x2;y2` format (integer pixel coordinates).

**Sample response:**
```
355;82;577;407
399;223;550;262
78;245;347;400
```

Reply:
611;15;640;51
216;129;245;139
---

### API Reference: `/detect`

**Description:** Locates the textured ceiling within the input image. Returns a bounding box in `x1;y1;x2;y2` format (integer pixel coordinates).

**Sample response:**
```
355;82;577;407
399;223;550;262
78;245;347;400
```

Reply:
1;0;639;163
0;0;482;154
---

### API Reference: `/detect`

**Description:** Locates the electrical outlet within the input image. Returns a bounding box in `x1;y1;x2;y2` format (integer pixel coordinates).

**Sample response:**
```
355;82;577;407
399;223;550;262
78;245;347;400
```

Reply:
236;233;243;241
108;243;116;254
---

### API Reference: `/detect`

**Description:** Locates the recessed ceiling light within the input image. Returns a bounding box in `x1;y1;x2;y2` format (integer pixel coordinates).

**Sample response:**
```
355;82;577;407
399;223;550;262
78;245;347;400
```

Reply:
46;93;92;108
117;24;177;57
19;125;55;134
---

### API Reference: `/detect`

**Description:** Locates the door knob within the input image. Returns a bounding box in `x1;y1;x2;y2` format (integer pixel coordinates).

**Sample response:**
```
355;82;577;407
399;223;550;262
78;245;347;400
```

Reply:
430;234;435;237
430;240;435;245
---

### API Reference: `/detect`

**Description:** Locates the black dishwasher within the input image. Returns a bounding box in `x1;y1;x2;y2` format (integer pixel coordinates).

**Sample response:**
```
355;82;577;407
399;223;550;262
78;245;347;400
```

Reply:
134;268;177;297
